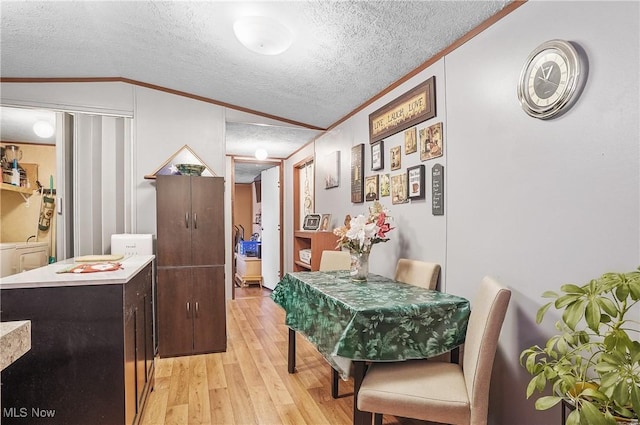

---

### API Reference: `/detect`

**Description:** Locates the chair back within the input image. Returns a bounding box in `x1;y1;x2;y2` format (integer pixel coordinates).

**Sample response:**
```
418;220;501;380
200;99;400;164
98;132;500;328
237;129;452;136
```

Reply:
319;250;351;271
394;259;441;290
463;276;511;425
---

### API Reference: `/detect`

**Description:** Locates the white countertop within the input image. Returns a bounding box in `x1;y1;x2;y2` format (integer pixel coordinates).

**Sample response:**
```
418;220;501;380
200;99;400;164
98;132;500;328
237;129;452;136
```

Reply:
0;255;154;289
0;320;31;371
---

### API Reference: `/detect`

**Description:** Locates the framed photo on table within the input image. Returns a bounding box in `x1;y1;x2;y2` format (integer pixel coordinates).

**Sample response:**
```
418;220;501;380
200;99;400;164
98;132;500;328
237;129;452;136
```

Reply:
319;214;332;231
407;165;425;199
371;140;384;171
303;214;322;231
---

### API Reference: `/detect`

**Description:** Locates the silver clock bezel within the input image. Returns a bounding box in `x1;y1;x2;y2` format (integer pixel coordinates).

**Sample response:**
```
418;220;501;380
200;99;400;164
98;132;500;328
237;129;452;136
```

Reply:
517;39;585;120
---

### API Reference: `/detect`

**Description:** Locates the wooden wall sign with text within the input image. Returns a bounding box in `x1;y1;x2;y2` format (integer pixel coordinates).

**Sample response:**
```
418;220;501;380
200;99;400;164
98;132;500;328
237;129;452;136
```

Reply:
432;163;444;215
351;144;364;203
369;76;436;144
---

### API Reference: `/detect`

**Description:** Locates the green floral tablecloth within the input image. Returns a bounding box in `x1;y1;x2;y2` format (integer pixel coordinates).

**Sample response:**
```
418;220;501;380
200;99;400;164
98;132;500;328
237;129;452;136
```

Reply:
271;271;471;379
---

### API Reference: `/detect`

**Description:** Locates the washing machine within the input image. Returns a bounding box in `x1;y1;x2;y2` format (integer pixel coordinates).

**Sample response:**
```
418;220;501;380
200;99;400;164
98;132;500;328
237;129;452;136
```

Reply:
15;241;49;273
0;243;17;277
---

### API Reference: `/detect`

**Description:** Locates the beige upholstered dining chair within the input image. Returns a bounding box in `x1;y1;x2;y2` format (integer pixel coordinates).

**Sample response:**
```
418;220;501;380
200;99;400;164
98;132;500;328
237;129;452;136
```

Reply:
394;258;441;289
330;258;443;398
319;250;351;271
357;276;512;425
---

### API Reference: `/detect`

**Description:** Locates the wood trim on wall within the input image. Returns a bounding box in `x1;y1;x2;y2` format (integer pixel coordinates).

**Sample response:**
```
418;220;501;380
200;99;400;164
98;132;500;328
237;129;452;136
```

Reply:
0;76;325;132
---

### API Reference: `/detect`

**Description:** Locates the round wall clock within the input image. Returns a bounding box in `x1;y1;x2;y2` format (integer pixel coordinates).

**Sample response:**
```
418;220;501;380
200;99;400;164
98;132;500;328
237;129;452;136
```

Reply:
517;39;587;119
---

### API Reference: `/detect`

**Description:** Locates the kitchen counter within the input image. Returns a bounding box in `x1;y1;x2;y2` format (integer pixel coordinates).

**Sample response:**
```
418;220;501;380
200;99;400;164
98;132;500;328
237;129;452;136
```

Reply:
0;254;154;289
1;255;155;425
0;320;31;371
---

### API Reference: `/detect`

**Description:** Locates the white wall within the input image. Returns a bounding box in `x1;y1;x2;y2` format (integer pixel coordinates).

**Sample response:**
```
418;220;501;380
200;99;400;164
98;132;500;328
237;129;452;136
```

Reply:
292;2;639;424
445;3;639;424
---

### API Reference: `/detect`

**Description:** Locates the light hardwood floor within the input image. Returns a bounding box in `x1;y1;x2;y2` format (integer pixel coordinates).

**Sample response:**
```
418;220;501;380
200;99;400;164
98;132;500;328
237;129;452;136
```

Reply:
141;293;430;425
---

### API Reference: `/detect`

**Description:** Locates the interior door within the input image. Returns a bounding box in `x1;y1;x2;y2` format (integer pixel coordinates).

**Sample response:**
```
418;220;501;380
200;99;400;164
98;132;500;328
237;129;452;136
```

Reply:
192;266;226;353
261;166;280;290
156;175;192;267
191;176;224;267
157;268;193;357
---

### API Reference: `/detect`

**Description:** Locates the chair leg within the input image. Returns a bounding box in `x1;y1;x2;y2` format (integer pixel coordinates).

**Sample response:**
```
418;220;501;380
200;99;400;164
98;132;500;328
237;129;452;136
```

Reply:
331;367;340;398
374;413;383;425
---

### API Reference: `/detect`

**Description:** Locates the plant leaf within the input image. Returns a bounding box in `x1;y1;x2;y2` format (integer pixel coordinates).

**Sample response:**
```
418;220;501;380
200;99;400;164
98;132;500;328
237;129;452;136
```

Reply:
596;297;618;317
536;302;553;324
631;384;640;419
566;409;580;425
581;400;613;425
561;284;586;294
534;395;562;410
526;376;538;398
584;300;601;333
563;299;587;331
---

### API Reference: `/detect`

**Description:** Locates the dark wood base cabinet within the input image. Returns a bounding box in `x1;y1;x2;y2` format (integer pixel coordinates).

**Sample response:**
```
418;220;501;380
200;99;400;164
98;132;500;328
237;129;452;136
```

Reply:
157;266;226;357
0;263;154;425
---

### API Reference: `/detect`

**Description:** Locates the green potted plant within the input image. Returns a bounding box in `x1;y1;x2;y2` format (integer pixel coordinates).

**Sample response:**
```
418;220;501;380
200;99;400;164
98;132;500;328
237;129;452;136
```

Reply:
520;268;640;425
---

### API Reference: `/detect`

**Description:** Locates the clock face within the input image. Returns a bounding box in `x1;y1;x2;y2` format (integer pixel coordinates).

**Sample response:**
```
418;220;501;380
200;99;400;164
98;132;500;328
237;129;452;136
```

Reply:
518;40;585;119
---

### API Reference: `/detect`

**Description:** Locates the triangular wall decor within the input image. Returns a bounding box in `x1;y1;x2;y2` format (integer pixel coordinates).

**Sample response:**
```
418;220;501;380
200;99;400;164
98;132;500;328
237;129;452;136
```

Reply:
144;145;217;179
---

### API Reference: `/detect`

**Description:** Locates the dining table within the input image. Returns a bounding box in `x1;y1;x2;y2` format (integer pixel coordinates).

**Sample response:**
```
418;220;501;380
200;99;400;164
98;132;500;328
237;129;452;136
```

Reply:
271;270;471;425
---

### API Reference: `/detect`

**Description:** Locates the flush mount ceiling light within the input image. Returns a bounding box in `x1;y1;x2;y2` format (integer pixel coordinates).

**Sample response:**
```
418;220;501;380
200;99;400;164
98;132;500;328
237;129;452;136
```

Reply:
233;16;293;55
33;120;54;138
255;148;268;160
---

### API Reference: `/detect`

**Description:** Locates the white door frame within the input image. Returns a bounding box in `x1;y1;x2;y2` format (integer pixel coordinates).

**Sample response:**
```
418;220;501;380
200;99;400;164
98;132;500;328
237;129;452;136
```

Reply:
230;157;283;297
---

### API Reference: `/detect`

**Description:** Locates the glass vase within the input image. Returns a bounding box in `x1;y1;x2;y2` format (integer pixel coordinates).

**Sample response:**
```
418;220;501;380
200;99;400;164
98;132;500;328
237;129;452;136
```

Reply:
350;249;370;281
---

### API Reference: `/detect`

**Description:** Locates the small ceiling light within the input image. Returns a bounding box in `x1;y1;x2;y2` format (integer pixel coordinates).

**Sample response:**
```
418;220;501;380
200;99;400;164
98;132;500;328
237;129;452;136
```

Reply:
33;121;54;138
255;148;268;160
233;16;293;55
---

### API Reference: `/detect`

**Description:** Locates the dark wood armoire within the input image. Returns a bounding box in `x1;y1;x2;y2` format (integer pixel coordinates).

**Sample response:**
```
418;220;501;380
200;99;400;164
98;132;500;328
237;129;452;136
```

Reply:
156;174;226;357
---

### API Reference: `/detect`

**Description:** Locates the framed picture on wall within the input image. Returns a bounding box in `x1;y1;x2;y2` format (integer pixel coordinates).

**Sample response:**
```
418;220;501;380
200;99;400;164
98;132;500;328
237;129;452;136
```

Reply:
390;145;401;171
351;144;365;203
380;173;390;197
365;175;379;201
405;127;417;154
420;122;444;161
369;76;436;143
391;173;408;204
371;140;384;171
324;150;340;189
407;165;425;199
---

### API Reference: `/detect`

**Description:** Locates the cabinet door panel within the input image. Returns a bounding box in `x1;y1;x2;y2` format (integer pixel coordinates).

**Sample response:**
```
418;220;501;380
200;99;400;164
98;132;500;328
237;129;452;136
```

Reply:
192;266;226;353
124;312;136;425
157;175;192;267
191;177;225;266
157;268;193;357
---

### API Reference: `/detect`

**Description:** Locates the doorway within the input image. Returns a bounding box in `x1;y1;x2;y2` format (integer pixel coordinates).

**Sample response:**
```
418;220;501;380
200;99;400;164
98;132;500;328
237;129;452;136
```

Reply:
231;157;283;299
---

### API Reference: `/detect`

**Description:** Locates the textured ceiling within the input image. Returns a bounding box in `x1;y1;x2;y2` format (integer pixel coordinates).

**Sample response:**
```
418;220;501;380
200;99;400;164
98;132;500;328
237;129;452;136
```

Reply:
0;1;509;182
